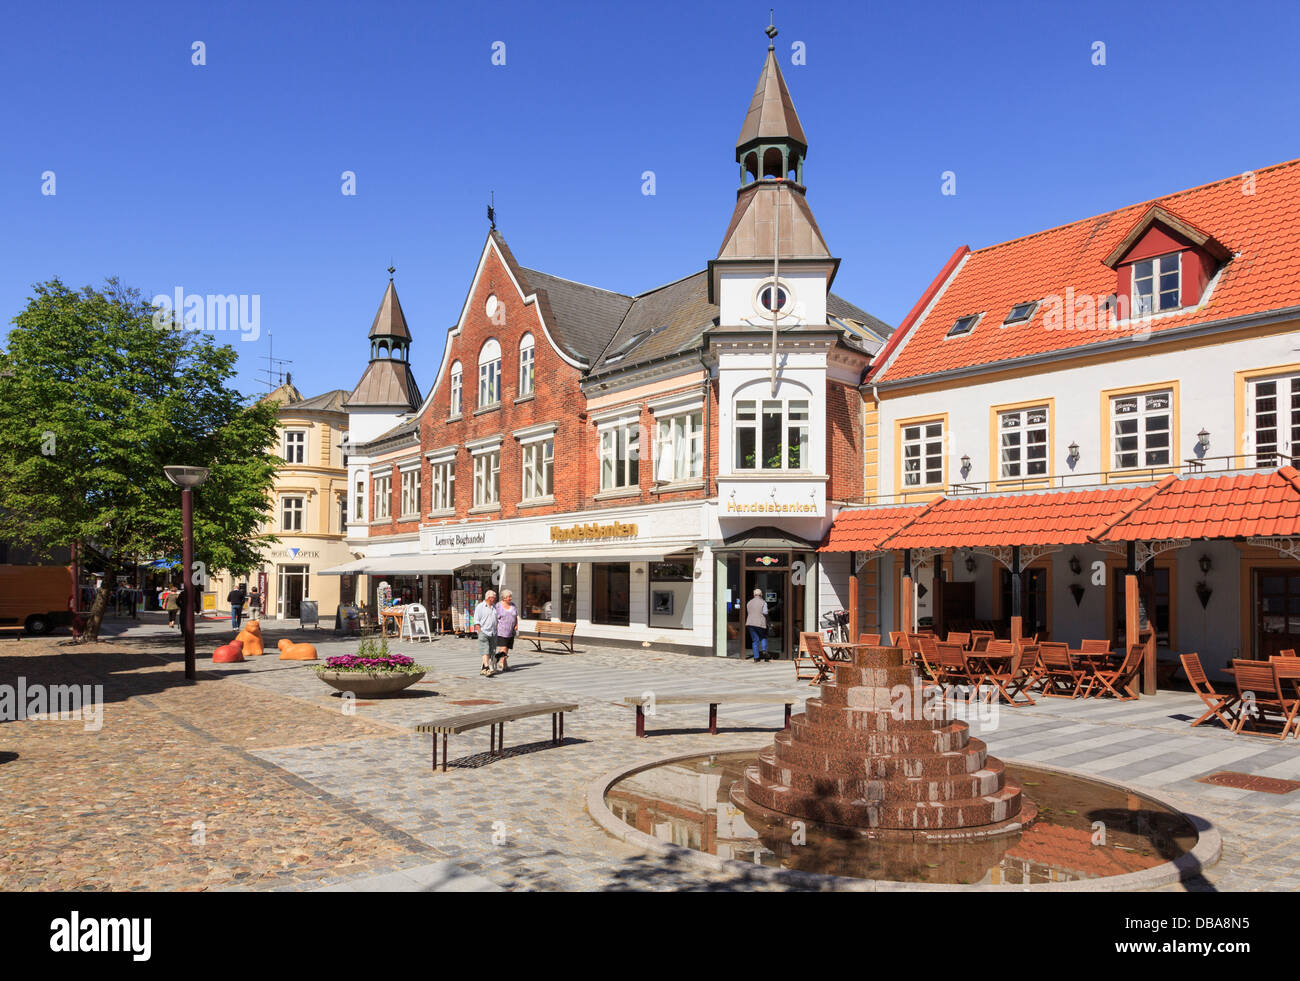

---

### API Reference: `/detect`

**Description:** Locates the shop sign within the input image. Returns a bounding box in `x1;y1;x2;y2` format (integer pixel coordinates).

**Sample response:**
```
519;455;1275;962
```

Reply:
720;479;825;517
550;521;638;542
270;548;321;559
430;529;492;550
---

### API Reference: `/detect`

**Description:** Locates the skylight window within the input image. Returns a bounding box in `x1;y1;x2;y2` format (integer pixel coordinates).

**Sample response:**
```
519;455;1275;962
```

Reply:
946;314;981;337
1003;301;1038;325
603;325;667;365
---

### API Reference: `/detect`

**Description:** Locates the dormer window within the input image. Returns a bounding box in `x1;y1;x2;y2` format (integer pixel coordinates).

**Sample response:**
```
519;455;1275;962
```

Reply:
946;314;980;337
1132;253;1181;315
1003;301;1038;325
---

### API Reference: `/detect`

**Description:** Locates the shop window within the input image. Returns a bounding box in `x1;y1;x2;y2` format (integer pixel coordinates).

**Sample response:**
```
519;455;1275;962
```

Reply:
593;563;630;626
522;564;552;620
560;563;577;622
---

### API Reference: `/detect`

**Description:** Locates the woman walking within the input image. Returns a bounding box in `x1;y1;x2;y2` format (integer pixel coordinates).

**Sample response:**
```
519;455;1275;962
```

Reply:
164;586;180;629
473;589;499;676
494;589;518;672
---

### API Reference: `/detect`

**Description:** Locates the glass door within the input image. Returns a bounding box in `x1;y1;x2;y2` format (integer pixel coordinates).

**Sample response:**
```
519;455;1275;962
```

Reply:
1255;569;1300;658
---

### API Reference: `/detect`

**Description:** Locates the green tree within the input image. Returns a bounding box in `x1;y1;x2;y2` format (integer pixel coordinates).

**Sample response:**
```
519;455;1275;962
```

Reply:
0;277;281;640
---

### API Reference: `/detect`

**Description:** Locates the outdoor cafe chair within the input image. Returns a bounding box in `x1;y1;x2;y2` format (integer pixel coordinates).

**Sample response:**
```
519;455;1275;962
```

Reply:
798;632;837;687
1014;643;1043;692
858;632;881;646
1079;638;1113;655
969;629;995;646
1277;649;1297;658
969;633;991;654
1040;642;1092;698
1180;653;1239;729
946;631;971;648
915;634;942;683
1230;659;1300;739
1092;644;1144;700
794;634;821;682
935;641;977;691
889;631;907;648
985;644;1037;706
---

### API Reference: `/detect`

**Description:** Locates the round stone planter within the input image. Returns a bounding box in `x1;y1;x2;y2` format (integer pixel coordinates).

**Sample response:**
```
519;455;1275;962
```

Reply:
314;669;427;697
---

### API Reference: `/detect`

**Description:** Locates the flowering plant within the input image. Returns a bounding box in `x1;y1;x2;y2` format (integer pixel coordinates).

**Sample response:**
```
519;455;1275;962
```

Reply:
312;634;429;674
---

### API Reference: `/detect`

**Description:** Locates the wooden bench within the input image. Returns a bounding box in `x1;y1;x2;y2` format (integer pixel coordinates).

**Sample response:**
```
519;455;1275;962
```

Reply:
414;701;578;772
516;620;577;654
622;692;799;738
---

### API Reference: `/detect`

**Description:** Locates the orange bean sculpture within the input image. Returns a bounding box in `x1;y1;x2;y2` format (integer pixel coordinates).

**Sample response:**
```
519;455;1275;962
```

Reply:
236;627;264;657
213;639;244;663
277;638;317;661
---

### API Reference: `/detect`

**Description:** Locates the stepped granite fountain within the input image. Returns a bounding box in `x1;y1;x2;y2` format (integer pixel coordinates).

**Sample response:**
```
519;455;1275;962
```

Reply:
732;644;1037;838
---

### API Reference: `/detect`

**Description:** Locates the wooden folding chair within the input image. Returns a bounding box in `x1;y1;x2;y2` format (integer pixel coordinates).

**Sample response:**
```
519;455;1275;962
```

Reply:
1181;653;1238;728
888;631;906;648
1015;642;1042;692
945;631;971;649
798;632;836;687
793;635;820;682
935;641;977;692
985;644;1036;706
970;629;995;648
1079;638;1113;655
1092;644;1144;700
858;633;881;646
915;634;942;683
1040;642;1092;698
968;634;991;654
1231;659;1300;739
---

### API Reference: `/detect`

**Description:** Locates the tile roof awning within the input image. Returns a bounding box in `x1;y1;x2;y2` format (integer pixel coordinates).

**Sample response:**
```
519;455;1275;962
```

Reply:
819;504;928;552
1093;467;1300;542
881;482;1172;550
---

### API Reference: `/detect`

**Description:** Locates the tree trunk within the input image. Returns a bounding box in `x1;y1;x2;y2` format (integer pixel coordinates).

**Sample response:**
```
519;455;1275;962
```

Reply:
84;568;116;642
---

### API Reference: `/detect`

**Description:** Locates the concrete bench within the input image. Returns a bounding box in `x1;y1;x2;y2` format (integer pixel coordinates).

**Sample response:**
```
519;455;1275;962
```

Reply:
516;620;577;654
622;692;799;738
414;701;578;771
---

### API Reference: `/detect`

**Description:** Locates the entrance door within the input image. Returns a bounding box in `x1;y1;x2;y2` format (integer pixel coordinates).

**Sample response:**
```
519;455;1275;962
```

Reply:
1255;569;1300;658
748;569;787;658
278;564;308;619
1110;567;1171;648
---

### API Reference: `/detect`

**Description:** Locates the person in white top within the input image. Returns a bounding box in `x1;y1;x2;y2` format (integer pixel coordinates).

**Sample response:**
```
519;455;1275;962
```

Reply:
474;590;499;676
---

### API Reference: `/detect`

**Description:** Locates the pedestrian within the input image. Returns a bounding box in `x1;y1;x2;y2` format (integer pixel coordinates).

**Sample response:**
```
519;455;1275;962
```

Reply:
474;589;499;676
164;585;180;628
494;589;518;672
248;586;261;620
154;585;162;611
745;588;769;662
228;582;247;629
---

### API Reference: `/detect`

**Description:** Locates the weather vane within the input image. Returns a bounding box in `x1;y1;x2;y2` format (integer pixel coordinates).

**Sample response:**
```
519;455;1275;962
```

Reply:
387;259;395;280
487;190;496;230
766;9;777;45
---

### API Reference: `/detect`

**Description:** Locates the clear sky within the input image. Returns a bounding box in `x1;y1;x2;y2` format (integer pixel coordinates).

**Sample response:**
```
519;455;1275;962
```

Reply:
3;0;1298;399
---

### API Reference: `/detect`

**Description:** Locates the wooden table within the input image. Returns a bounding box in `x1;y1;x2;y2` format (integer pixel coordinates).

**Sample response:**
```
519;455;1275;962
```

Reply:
823;642;877;662
379;608;404;638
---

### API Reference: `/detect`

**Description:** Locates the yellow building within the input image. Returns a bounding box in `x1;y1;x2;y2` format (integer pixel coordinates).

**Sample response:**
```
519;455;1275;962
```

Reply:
212;381;357;623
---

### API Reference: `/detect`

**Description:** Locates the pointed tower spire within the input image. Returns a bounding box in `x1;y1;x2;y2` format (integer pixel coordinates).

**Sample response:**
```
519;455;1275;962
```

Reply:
346;269;421;413
736;18;807;188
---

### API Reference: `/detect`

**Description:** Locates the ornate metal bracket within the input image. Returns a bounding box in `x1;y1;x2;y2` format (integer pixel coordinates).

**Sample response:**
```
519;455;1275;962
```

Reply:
1247;536;1300;562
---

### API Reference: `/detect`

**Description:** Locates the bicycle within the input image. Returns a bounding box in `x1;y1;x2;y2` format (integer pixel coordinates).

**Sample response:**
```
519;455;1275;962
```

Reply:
820;609;850;644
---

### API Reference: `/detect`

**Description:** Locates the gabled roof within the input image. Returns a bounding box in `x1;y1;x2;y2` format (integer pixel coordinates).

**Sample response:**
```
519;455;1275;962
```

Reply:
736;47;807;149
1102;204;1231;268
881;481;1172;549
1094;467;1300;542
820;504;928;552
517;266;633;365
369;280;411;341
290;388;349;413
873;157;1300;384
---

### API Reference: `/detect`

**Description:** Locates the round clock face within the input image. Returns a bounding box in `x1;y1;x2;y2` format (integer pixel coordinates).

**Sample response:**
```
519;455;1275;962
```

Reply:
485;294;499;319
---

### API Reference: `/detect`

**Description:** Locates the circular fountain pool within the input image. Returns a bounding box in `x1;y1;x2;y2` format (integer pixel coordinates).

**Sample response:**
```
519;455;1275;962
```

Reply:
597;749;1214;888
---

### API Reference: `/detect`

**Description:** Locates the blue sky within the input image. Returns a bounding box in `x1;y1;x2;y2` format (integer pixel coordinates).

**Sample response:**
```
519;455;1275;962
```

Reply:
3;0;1298;399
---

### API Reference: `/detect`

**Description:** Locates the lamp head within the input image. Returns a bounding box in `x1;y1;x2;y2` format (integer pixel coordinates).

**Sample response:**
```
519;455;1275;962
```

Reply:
164;465;210;489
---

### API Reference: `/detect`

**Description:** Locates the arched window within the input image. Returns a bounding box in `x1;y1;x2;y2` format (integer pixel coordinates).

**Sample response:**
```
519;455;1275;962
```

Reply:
449;360;463;417
518;333;535;397
478;339;501;408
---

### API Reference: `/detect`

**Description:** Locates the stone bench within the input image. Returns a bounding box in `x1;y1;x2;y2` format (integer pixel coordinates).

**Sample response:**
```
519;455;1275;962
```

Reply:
414;701;578;772
622;692;799;738
516;620;577;654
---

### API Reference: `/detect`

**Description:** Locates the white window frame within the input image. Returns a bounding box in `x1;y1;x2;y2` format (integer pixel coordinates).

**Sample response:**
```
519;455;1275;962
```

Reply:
282;430;306;464
399;466;421;518
1132;252;1181;316
448;362;462;417
1247;373;1300;466
521;438;554;501
473;450;500;507
655;410;703;482
478;339;501;408
1111;390;1173;470
428;458;455;513
281;495;305;532
518;334;535;397
373;474;392;520
353;477;366;521
733;398;810;472
599;420;640;491
998;405;1049;479
901;420;945;487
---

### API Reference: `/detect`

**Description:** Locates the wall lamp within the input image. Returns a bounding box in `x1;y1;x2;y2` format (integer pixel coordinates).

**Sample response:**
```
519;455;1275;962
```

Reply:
1198;428;1211;451
1069;555;1082;575
1198;554;1212;574
960;454;972;478
1067;442;1081;465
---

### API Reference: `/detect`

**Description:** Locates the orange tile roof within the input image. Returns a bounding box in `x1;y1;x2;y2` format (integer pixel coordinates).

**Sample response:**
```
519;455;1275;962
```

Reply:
880;483;1168;550
1095;467;1300;542
874;158;1300;383
819;504;928;552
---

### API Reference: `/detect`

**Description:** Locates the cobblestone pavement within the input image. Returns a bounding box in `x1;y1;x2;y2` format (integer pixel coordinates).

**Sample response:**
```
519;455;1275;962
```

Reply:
3;614;1300;890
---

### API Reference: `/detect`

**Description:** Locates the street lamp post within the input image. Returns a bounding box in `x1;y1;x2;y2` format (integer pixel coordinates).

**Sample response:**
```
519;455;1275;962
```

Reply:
164;466;210;679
